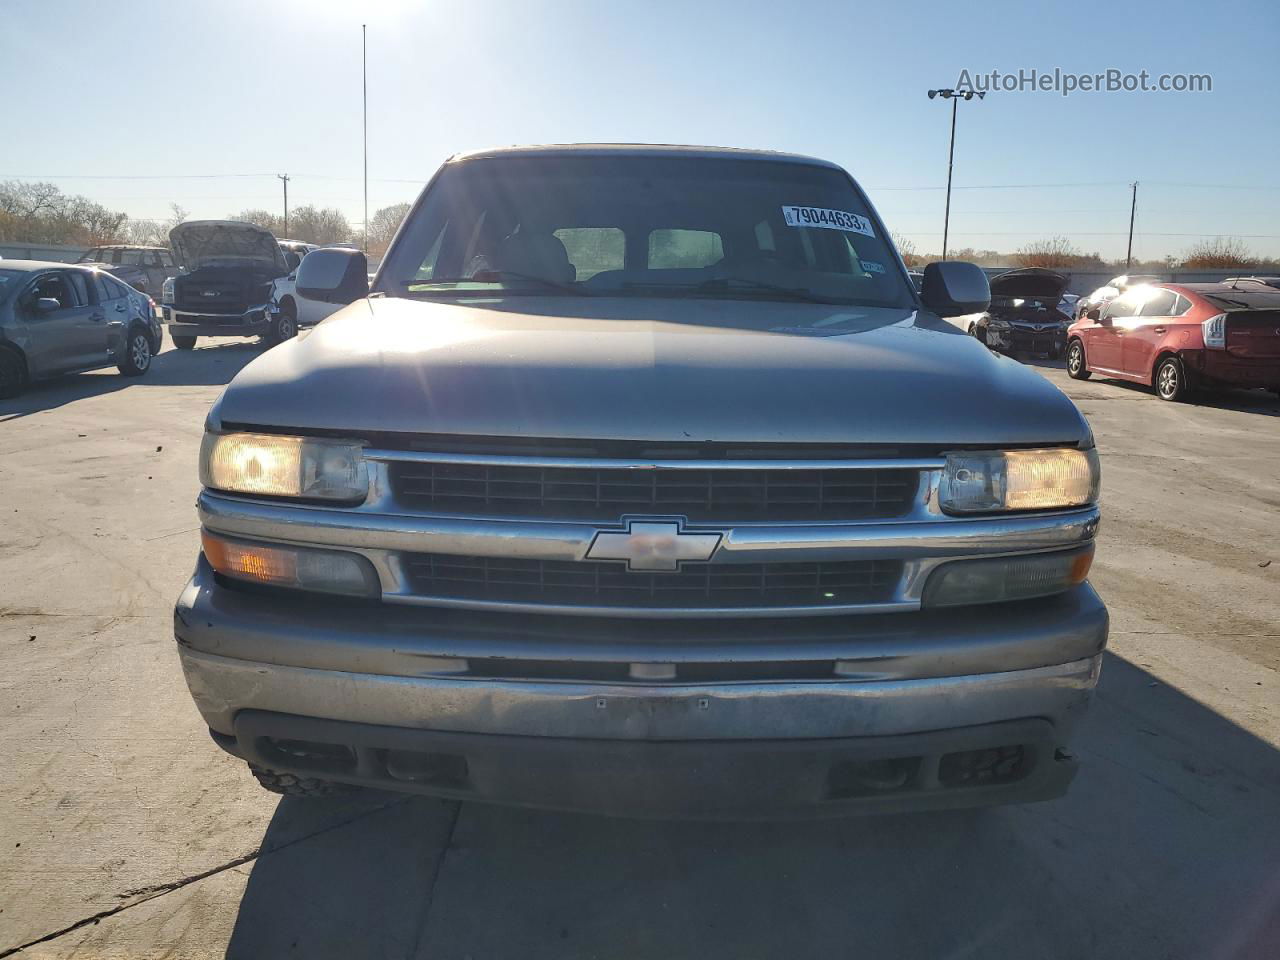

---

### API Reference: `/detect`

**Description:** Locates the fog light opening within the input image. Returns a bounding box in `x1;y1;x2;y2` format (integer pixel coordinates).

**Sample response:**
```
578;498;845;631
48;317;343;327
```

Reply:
828;756;921;799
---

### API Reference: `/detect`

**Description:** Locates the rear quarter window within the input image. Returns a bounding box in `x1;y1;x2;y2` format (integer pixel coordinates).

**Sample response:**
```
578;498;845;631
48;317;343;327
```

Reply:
648;229;724;269
554;227;625;280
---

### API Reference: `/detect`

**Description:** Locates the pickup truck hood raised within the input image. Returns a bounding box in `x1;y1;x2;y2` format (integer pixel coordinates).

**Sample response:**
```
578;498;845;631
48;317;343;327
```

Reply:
170;220;287;273
215;296;1092;447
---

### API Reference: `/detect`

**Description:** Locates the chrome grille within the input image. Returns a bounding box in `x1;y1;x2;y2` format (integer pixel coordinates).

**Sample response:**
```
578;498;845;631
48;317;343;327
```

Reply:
389;462;918;522
402;554;903;610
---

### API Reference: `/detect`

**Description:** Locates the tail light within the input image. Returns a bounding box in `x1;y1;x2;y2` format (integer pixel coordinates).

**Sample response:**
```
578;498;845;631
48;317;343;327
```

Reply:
1202;313;1226;350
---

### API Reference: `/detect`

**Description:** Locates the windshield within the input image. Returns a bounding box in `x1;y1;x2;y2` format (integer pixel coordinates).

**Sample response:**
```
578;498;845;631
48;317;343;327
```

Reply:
379;156;913;311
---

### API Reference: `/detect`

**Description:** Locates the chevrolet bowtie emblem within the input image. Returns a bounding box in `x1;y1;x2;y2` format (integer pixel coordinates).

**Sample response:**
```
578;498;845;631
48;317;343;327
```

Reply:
586;521;722;571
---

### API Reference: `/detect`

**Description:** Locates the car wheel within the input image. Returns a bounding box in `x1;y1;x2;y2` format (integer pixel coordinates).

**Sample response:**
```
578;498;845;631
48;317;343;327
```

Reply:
1066;340;1091;380
248;764;357;798
1155;356;1190;402
0;348;27;399
117;327;152;377
265;307;297;346
172;334;197;350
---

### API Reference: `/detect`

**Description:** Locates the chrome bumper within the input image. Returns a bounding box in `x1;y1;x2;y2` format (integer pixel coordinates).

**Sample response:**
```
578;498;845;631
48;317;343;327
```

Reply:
161;303;272;332
181;645;1101;741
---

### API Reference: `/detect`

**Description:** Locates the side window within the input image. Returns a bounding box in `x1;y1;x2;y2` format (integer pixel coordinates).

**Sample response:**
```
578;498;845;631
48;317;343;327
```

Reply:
753;219;776;253
160;252;176;268
93;274;114;303
31;273;72;309
1104;292;1141;319
1138;289;1177;317
648;229;724;269
108;276;133;299
120;249;145;266
66;272;90;306
553;228;624;281
1172;294;1193;316
412;220;449;281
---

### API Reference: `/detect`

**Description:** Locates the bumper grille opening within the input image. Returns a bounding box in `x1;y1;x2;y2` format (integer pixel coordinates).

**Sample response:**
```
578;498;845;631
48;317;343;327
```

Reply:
259;737;356;774
938;745;1029;787
828;757;922;798
390;462;918;522
402;554;903;610
385;750;470;788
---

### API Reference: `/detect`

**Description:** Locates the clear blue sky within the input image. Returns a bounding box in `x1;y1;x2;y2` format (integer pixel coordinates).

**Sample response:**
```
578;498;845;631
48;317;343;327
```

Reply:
4;0;1278;260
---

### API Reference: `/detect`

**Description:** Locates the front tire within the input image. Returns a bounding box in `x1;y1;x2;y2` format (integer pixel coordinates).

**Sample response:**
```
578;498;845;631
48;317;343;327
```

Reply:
117;327;152;377
1066;339;1091;380
248;764;357;798
263;306;297;347
172;334;197;350
0;348;27;399
1155;356;1190;402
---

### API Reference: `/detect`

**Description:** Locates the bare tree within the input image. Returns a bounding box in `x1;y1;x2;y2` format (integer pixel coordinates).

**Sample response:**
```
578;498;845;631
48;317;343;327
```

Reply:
366;202;412;257
230;208;285;236
1013;236;1081;268
1181;236;1253;269
892;233;922;268
125;203;189;246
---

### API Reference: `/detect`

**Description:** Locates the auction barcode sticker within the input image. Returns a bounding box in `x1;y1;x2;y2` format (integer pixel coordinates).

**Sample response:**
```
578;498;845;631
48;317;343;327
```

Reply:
781;205;875;237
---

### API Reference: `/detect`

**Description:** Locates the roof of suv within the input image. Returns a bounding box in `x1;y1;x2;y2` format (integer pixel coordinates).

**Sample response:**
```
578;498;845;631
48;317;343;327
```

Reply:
83;245;168;251
448;143;844;170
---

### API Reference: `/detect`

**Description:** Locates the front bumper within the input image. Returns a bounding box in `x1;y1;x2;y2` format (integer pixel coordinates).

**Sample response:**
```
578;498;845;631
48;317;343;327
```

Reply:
175;561;1106;815
161;303;272;336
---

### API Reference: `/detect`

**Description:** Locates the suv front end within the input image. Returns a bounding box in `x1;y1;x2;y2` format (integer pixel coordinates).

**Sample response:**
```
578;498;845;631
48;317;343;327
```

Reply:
173;146;1107;818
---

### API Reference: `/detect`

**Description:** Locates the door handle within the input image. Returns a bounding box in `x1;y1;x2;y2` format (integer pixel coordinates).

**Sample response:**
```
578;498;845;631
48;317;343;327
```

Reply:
1153;327;1167;334
114;303;126;312
89;312;105;322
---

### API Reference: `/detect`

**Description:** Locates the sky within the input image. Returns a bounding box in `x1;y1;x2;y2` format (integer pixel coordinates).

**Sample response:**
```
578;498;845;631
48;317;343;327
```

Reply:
3;0;1279;261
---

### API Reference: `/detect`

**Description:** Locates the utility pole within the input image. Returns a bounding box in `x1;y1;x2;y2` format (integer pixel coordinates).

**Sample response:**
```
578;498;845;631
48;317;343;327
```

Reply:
278;174;290;238
362;24;368;254
1125;181;1139;270
927;88;986;260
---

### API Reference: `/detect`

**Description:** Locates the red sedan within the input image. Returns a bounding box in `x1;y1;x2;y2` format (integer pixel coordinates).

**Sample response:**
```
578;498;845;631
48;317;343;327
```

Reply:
1066;282;1280;401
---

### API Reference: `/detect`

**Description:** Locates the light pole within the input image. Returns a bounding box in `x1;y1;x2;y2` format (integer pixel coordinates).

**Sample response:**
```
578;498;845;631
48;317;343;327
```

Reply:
927;88;985;259
277;173;290;237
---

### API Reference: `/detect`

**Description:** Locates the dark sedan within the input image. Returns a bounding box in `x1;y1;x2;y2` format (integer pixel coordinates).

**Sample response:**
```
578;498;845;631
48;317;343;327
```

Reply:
965;268;1072;358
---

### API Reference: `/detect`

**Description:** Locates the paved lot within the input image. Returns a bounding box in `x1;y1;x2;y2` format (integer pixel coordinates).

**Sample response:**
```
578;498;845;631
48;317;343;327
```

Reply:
1;339;1277;959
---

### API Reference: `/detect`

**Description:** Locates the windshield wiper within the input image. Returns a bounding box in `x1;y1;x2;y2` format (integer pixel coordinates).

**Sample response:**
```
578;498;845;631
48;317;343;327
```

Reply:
401;270;586;296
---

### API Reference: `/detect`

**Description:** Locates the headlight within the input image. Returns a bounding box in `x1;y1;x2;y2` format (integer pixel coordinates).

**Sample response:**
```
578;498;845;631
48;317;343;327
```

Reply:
161;277;175;304
200;432;368;502
940;448;1099;513
202;530;378;597
923;545;1094;608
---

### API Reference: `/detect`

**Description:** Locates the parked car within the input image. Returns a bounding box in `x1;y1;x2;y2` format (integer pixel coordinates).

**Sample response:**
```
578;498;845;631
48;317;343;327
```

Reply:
1222;276;1280;290
0;261;158;398
159;221;292;349
277;239;318;270
966;268;1071;357
1067;282;1280;400
77;245;177;295
1075;273;1162;321
176;144;1105;818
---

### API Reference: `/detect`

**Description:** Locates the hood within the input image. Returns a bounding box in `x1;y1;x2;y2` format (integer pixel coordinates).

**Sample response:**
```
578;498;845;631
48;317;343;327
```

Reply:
988;268;1068;301
214;296;1091;448
169;220;287;273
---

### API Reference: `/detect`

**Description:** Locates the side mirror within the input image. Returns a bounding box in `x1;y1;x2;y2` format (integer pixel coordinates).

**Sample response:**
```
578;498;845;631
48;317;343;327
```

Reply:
920;261;990;317
1085;307;1101;321
296;248;369;305
36;297;61;313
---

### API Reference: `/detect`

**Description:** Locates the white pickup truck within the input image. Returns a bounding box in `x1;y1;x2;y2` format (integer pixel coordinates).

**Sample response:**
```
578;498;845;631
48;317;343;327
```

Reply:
266;242;350;340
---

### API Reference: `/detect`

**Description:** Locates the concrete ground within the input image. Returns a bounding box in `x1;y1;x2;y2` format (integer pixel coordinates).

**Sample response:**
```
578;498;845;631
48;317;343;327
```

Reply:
1;339;1277;959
